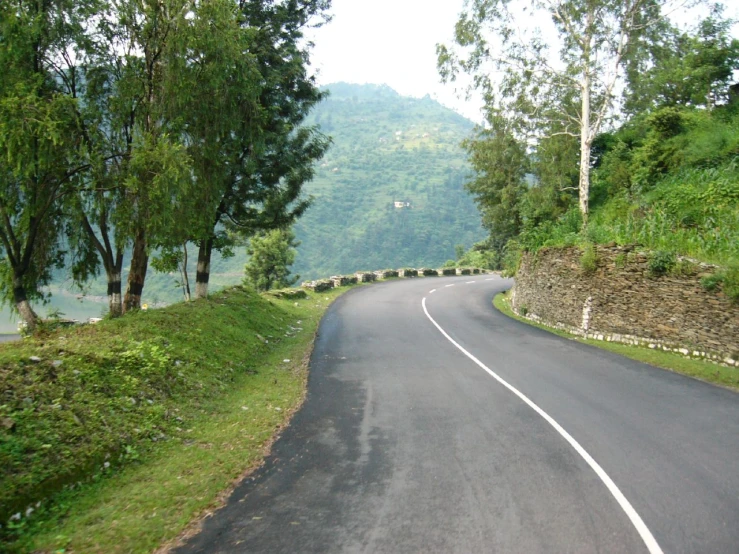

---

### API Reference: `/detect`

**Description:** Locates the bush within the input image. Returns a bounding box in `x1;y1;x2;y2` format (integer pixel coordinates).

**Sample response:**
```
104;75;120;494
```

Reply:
421;268;439;277
580;243;598;274
702;263;739;304
648;250;676;277
441;268;456;276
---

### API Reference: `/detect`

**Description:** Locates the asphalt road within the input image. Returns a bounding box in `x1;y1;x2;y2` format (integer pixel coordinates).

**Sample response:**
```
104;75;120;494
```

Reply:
176;275;739;554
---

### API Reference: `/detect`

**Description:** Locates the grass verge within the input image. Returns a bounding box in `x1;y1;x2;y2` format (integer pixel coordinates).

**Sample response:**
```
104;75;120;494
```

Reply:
1;285;350;553
494;291;739;392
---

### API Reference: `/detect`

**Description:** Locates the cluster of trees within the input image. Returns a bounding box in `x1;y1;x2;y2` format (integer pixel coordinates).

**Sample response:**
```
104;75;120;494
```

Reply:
0;0;331;329
438;0;738;269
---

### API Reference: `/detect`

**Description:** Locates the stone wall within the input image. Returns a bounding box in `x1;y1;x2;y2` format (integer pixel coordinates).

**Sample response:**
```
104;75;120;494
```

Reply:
510;245;738;366
301;266;484;291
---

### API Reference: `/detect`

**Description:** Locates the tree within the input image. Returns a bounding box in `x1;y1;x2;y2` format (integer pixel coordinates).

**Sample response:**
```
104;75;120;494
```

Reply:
438;0;677;224
69;0;251;314
244;228;300;292
462;113;528;258
624;7;739;114
0;0;96;329
191;0;331;299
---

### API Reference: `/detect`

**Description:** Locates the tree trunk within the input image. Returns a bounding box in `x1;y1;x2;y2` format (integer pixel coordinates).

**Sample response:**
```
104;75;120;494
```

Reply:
107;271;123;317
579;72;591;227
13;277;38;331
181;242;191;302
195;237;213;299
124;228;148;312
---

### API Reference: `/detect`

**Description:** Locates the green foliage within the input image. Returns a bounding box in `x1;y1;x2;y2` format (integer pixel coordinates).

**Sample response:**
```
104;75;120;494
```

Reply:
648;250;677;277
244;228;300;292
580;244;598;274
701;263;739;303
0;286;297;532
294;83;483;279
625;6;739;114
722;265;739;303
0;286;346;552
615;253;627;268
700;273;722;292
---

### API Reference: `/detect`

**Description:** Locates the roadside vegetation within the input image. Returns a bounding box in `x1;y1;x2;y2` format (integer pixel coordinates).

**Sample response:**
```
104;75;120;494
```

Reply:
494;292;739;391
0;0;330;329
0;285;349;553
440;2;739;292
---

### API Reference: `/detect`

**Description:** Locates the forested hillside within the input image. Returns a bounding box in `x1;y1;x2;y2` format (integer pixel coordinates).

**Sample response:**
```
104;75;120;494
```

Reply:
293;83;482;278
440;2;739;299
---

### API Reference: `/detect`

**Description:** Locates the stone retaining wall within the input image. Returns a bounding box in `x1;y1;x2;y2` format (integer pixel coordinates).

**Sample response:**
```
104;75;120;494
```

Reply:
510;245;738;366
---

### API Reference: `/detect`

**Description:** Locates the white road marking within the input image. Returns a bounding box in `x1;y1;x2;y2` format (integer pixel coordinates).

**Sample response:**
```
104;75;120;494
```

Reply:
421;297;664;554
445;284;455;288
485;278;495;281
467;281;476;284
429;289;436;294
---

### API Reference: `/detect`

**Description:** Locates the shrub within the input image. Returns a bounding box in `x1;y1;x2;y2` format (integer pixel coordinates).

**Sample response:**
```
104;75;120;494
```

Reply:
723;264;739;303
648;250;676;277
421;268;439;277
701;273;722;291
441;268;456;276
614;252;627;268
700;264;739;303
580;243;598;274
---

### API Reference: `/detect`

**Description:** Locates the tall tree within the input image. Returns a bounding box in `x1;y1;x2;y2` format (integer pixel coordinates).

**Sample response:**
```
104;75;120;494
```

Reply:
438;0;678;224
462;113;528;258
0;0;96;329
71;0;218;314
192;0;331;299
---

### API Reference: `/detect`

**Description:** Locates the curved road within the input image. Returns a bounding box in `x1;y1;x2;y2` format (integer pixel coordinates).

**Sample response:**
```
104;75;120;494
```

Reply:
176;275;739;553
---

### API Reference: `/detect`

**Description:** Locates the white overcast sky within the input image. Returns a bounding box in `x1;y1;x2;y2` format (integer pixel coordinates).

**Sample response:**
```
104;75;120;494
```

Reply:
306;1;738;124
306;0;483;121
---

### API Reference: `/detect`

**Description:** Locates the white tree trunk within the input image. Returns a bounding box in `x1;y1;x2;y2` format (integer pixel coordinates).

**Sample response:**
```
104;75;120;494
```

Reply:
16;299;38;331
195;239;212;299
579;72;591;225
109;272;122;317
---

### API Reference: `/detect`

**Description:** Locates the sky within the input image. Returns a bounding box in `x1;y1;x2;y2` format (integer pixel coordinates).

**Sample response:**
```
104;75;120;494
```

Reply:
306;0;739;124
306;0;484;121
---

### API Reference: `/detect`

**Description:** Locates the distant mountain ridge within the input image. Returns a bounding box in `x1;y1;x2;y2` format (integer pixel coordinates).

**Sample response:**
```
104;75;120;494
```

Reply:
293;82;482;278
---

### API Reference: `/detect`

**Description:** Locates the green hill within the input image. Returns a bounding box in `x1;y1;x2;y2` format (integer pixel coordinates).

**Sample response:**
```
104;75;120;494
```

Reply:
293;83;482;278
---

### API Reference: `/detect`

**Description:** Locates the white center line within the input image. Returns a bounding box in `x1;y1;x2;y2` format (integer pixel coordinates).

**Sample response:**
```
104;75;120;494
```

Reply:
485;278;496;281
467;281;476;284
445;284;455;288
429;289;436;294
421;297;664;554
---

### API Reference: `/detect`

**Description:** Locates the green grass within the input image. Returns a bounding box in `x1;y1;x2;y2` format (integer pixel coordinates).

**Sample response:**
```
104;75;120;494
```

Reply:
0;285;351;553
493;292;739;391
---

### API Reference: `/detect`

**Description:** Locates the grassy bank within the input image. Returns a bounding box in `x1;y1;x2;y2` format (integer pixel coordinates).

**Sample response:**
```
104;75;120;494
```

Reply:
0;285;349;553
494;291;739;391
